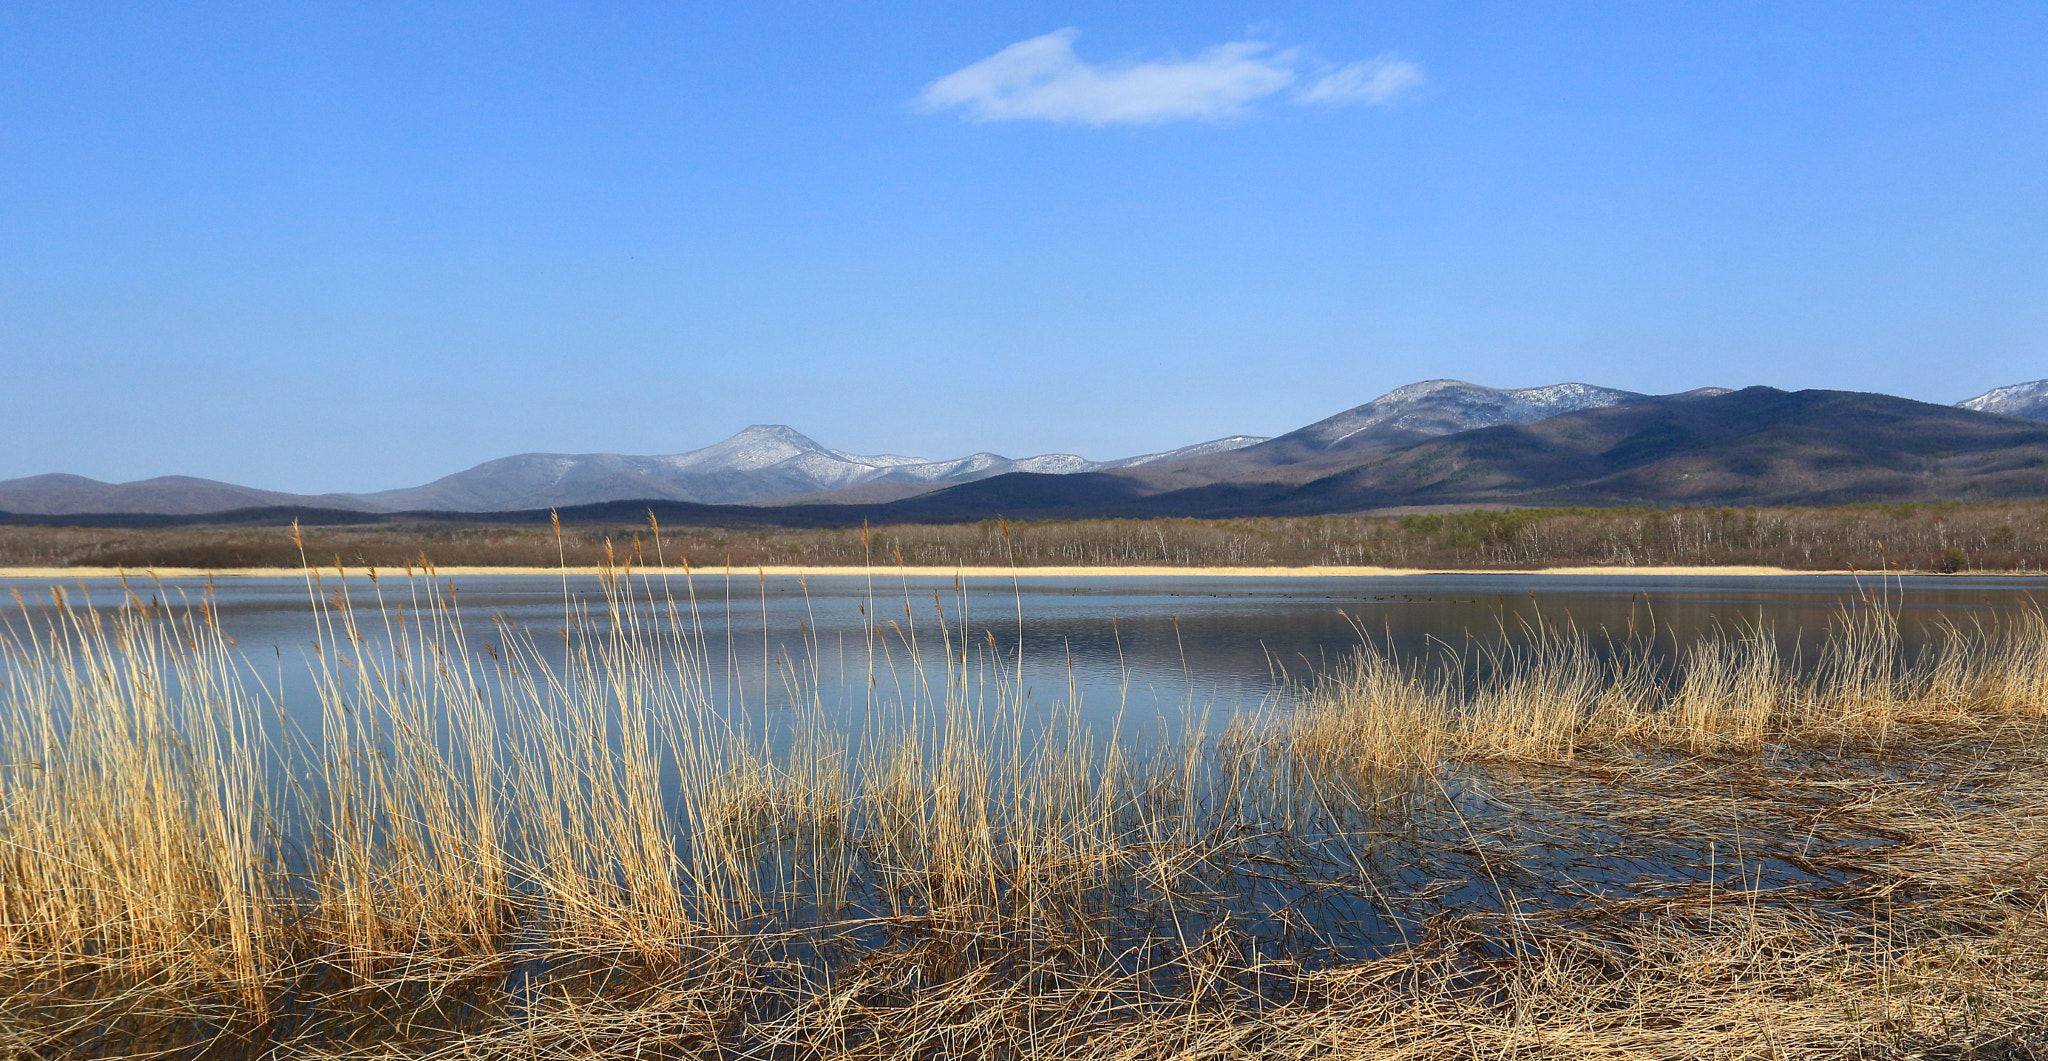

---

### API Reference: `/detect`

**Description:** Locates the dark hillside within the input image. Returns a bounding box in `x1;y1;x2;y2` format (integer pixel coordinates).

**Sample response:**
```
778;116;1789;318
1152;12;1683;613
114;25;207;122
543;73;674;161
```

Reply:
1142;388;2048;516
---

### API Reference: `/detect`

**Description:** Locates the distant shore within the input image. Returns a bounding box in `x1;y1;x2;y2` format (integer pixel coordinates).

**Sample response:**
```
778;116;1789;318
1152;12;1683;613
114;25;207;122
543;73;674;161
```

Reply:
0;563;1969;580
5;507;2039;576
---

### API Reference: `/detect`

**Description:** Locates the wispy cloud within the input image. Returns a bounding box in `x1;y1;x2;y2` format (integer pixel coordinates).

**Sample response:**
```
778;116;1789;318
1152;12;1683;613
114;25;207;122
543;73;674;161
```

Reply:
1296;57;1426;107
917;29;1422;127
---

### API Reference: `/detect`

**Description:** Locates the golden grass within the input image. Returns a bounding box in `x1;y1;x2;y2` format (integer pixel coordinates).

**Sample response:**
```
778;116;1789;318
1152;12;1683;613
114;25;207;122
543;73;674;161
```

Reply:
1;552;2045;1058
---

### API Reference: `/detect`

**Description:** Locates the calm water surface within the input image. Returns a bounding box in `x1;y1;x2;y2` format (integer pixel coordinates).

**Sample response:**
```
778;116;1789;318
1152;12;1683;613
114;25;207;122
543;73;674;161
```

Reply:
6;570;2042;733
9;569;2037;960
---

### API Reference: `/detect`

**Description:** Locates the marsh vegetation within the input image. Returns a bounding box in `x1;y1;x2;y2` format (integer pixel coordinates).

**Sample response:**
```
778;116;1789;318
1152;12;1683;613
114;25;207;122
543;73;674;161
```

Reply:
2;547;2046;1057
10;501;2048;573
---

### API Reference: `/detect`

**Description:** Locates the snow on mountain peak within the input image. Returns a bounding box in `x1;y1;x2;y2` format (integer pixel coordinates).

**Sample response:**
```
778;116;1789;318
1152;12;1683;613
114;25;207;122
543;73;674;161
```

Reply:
1959;380;2048;420
341;426;1270;510
1305;380;1646;448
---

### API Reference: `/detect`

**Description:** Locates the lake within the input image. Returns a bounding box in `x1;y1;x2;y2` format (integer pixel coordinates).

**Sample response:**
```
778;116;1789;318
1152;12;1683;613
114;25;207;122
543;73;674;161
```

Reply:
5;568;2040;736
6;567;2043;997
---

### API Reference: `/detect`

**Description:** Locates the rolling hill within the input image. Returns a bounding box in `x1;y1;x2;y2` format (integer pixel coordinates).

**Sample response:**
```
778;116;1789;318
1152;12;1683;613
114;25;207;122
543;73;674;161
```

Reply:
0;474;369;518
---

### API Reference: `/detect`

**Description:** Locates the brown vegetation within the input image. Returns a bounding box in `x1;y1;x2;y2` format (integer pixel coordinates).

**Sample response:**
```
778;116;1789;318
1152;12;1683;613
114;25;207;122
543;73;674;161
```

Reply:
9;501;2048;572
2;552;2046;1057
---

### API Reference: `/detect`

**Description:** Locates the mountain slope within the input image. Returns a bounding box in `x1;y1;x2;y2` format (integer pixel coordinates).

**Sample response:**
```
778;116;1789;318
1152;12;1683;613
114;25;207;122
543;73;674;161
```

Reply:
1269;380;1653;452
0;474;373;517
1107;380;1676;494
351;427;1272;511
348;426;911;509
759;434;1273;505
22;381;2042;521
1959;380;2048;421
852;388;2048;522
0;427;1271;516
1184;387;2048;515
17;389;2048;529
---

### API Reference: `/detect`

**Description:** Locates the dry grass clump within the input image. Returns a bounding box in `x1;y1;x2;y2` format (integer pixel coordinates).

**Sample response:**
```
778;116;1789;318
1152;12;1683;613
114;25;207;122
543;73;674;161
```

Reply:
2;557;2047;1057
1291;589;2048;766
0;585;276;1004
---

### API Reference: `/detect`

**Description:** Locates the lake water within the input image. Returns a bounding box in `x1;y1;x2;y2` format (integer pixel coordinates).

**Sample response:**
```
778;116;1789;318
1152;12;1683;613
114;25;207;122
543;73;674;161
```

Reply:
5;569;2041;735
7;568;2039;966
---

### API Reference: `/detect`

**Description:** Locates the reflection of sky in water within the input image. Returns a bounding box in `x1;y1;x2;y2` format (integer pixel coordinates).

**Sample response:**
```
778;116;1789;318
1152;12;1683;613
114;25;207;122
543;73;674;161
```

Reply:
6;570;2033;957
5;571;2043;737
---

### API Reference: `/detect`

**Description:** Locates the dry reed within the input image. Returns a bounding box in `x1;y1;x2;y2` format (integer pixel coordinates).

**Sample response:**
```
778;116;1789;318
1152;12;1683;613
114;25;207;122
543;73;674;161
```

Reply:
2;552;2045;1058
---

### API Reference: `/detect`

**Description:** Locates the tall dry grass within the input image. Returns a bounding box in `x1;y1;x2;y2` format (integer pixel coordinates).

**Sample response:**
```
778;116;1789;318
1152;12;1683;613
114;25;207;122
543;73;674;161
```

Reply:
2;552;2046;1057
1289;579;2048;763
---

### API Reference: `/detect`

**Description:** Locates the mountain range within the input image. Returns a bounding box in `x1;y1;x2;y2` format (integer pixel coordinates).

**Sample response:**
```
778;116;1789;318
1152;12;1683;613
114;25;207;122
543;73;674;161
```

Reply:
0;428;1268;516
6;378;2048;523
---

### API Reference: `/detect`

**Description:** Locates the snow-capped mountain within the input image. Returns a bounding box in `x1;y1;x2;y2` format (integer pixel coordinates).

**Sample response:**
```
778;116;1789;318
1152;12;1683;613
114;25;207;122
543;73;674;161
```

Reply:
0;380;1745;517
865;435;1271;484
345;426;1271;511
1113;380;1709;494
1959;380;2048;421
1283;380;1653;451
1099;435;1272;468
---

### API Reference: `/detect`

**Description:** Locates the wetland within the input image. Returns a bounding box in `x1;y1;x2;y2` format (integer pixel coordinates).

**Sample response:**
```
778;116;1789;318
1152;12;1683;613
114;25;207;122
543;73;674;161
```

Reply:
3;563;2046;1058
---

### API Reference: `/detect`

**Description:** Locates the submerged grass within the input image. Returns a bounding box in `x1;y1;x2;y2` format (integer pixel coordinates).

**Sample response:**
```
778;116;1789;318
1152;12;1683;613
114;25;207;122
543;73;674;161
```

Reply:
2;545;2046;1058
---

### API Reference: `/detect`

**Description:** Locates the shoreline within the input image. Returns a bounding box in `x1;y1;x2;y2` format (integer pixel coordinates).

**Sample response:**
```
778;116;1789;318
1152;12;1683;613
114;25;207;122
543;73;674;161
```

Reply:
0;563;1997;580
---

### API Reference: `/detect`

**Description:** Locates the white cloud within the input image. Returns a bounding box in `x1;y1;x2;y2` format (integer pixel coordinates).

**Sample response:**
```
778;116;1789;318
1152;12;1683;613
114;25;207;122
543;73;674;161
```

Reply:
917;29;1420;127
1297;57;1426;106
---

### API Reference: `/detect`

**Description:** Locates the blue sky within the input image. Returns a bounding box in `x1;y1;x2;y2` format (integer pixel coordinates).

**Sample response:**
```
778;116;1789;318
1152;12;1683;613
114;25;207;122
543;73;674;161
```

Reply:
3;2;2045;492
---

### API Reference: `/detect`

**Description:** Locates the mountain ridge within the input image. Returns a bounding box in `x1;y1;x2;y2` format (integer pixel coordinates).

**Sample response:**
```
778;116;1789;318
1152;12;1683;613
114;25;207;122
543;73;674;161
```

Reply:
345;427;1275;511
900;387;2048;521
0;426;1273;516
1959;379;2048;421
9;376;2048;518
1092;380;1721;495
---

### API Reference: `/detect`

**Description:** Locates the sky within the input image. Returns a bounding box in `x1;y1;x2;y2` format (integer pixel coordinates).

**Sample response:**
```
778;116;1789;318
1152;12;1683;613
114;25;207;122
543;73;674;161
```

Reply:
3;2;2046;493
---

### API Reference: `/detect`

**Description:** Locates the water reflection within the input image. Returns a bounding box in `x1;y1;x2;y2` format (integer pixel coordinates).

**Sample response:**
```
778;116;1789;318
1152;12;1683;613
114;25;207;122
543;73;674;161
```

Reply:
6;570;2038;735
3;567;2037;1025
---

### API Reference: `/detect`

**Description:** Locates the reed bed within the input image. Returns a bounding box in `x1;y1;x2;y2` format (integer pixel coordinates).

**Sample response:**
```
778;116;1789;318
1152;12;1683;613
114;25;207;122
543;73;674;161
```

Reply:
14;500;2048;572
2;554;2046;1058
